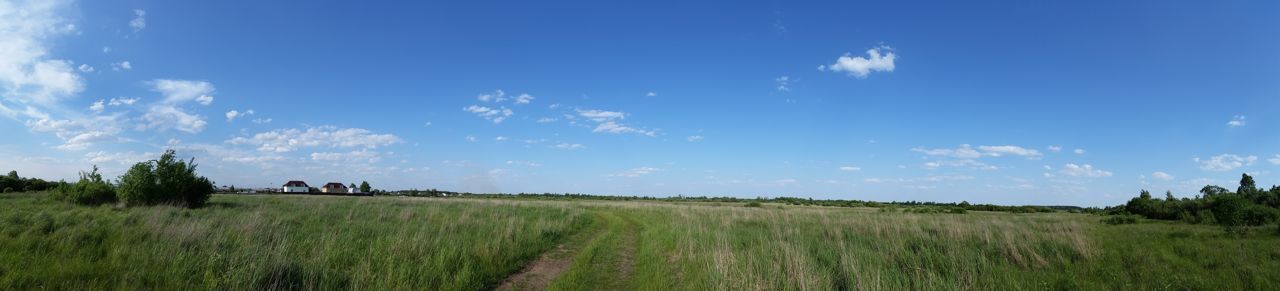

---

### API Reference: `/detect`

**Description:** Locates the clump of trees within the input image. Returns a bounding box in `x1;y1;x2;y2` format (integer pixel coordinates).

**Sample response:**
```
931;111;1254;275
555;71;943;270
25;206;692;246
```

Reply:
53;166;116;205
0;170;55;193
1119;173;1280;233
53;150;215;208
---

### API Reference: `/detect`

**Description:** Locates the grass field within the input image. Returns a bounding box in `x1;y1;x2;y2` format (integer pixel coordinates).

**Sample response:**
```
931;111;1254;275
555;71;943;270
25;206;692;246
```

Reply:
2;192;1279;290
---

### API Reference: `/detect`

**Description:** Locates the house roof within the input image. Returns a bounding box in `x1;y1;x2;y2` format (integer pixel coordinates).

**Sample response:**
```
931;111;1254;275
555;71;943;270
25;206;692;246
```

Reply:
322;182;347;188
283;180;308;187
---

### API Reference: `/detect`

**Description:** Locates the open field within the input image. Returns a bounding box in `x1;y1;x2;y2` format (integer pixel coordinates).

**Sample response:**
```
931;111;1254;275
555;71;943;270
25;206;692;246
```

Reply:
2;193;1279;290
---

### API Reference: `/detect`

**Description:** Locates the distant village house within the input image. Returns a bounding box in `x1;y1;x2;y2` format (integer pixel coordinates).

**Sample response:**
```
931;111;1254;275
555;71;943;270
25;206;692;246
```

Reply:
321;182;350;194
282;181;309;193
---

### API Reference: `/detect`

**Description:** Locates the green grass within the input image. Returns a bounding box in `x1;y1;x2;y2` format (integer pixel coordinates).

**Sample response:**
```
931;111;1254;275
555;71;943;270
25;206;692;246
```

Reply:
2;192;1279;290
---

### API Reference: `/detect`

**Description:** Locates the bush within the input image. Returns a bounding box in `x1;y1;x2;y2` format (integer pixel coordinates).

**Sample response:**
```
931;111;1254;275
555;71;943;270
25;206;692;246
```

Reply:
116;150;215;208
744;202;763;208
1242;205;1280;226
1102;215;1139;225
947;207;968;214
54;166;116;205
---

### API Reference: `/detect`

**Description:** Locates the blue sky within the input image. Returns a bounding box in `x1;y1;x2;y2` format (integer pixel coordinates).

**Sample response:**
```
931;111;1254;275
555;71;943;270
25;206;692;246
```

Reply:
2;0;1278;206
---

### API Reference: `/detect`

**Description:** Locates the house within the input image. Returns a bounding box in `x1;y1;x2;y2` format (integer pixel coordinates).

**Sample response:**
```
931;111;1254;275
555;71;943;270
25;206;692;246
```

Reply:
321;182;348;194
282;181;309;193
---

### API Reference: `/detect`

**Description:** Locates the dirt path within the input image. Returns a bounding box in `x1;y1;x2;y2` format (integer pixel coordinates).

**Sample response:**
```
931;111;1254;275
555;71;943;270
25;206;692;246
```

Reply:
495;242;575;290
494;210;642;290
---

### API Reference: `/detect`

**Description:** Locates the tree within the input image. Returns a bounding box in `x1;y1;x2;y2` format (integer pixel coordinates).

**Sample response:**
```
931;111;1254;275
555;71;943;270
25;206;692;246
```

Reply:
55;165;116;205
350;183;357;190
359;181;371;193
6;170;17;180
1239;173;1257;194
116;150;214;208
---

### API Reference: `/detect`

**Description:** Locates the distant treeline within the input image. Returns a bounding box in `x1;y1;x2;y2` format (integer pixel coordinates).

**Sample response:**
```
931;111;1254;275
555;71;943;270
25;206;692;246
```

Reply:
423;191;1084;213
1109;173;1280;232
0;171;56;193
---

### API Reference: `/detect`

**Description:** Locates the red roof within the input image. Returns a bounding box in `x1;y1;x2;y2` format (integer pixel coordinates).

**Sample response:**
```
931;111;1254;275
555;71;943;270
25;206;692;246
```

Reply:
283;181;308;187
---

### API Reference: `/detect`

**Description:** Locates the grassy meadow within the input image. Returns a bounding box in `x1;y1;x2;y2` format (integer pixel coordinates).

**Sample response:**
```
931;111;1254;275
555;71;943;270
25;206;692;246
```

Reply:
2;192;1279;290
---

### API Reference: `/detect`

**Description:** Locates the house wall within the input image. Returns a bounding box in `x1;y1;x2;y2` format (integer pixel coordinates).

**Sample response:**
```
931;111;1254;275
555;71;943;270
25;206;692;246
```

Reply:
283;186;308;193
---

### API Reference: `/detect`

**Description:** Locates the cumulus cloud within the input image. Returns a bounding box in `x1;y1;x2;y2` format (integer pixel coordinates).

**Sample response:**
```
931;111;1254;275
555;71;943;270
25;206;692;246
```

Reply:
1227;115;1246;127
112;61;132;71
645;91;657;97
228;126;402;152
775;76;790;91
152;79;214;105
1074;148;1085;154
976;145;1043;158
839;166;861;171
129;9;146;32
1047;145;1062;152
311;149;381;163
686;135;704;142
26;113;126;151
1060;163;1113;177
226;109;254;122
1152;171;1174;181
77;64;94;73
89;100;104;112
1270;155;1280;165
0;0;83;105
142;105;206;133
1195;154;1257;171
514;94;534;104
108;97;138;106
818;46;896;78
463;105;513;123
593;121;656;136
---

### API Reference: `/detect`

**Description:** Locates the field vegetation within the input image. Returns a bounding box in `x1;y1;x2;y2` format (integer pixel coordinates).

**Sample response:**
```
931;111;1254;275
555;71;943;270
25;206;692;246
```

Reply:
2;192;1278;290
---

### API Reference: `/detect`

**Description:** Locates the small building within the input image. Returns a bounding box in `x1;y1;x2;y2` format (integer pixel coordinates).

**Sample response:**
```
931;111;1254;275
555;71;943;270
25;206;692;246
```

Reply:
321;182;348;194
282;181;309;193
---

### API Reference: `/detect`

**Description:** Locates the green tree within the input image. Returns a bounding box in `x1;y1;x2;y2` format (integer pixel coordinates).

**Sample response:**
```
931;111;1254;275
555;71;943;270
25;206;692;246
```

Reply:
350;183;357;190
6;170;17;180
359;181;371;193
1212;194;1250;233
1239;173;1257;194
116;150;215;208
55;165;116;205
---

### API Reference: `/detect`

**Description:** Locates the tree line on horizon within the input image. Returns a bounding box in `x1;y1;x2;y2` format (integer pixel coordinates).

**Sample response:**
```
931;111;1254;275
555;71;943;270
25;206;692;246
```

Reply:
1111;173;1280;233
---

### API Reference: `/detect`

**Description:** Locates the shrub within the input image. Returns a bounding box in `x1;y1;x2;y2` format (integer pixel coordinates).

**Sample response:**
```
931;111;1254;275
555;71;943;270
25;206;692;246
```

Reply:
744;201;763;208
2;187;11;193
54;166;116;205
1102;215;1139;225
116;150;215;208
947;207;968;214
1242;205;1280;226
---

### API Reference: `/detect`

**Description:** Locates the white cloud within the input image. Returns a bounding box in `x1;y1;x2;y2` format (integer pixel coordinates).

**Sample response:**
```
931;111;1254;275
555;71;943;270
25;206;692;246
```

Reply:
495;136;508;141
593;121;656;136
839;166;861;171
686;135;704;142
464;135;476;142
1074;148;1085;154
1195;154;1257;171
463;105;512;123
1270;155;1280;165
228;126;402;152
129;9;146;32
108;97;138;106
151;79;214;105
536;117;557;123
0;0;83;106
477;90;507;102
310;149;381;163
775;76;790;91
818;46;896;78
112;61;132;71
611;167;660;177
1060;163;1113;177
912;144;1041;159
26;113;126;151
976;145;1043;158
553;143;584;150
577;109;626;122
1152;171;1174;181
645;91;657;97
89;100;104;112
77;64;94;73
142;105;206;133
226;109;254;122
577;109;656;137
506;160;542;167
251;118;272;124
514;93;534;104
1227;115;1246;127
1047;145;1062;152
